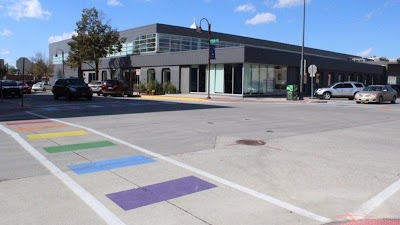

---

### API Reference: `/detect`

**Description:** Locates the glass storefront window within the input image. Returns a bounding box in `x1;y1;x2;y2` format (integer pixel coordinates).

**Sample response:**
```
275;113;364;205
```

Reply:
243;63;287;96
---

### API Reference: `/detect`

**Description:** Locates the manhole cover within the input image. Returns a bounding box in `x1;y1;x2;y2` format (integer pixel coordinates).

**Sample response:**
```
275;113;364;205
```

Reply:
326;219;400;225
236;139;266;146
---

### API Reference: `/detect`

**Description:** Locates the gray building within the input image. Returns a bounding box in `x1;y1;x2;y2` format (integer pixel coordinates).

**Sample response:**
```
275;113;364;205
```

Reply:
49;23;387;97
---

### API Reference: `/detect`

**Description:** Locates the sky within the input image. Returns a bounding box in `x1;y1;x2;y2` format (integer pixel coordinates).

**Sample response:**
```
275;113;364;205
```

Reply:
0;0;400;67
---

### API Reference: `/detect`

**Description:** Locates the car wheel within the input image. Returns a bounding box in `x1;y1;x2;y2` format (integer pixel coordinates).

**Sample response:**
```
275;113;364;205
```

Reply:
97;93;101;96
43;88;46;92
103;94;108;97
322;92;331;100
54;95;59;100
391;96;397;104
87;95;92;100
356;101;361;104
378;96;383;104
349;93;357;100
67;94;73;101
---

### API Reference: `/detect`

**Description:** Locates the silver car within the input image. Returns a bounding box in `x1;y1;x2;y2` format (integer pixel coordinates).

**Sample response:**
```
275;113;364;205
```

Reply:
314;82;364;100
88;81;103;96
32;82;46;92
354;85;397;104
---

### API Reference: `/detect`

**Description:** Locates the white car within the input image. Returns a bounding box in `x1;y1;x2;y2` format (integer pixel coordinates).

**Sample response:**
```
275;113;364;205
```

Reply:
32;82;46;92
314;82;364;100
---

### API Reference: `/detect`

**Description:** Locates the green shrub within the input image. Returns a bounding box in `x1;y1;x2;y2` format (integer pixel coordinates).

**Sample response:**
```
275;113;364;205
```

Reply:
147;80;163;94
162;82;177;94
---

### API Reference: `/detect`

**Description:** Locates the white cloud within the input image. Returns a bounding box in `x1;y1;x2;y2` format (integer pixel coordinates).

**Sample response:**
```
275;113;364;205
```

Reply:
48;31;77;43
357;48;373;57
1;49;11;55
107;0;122;6
7;0;51;20
364;12;374;21
273;0;310;8
235;4;256;12
245;12;276;25
0;28;12;37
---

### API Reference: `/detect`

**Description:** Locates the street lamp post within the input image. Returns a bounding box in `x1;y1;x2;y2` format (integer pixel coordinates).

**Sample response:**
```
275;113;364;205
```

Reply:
55;49;65;78
196;18;212;99
299;0;306;100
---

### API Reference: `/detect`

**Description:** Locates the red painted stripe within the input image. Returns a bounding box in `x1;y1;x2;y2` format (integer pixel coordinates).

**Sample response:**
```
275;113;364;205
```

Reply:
6;120;53;126
331;219;400;225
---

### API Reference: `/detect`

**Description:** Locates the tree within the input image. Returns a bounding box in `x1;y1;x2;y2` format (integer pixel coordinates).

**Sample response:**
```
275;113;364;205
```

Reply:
67;8;126;79
379;56;389;62
30;52;54;81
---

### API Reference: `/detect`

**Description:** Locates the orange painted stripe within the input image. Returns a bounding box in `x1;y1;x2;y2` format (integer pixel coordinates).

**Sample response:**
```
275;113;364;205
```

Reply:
16;124;68;131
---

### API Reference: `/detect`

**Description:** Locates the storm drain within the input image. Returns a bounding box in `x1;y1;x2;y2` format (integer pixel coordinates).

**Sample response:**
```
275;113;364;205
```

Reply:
236;139;266;146
325;219;400;225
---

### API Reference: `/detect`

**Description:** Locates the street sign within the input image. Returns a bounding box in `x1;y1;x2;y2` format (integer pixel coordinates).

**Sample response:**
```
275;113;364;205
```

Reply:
16;57;32;72
308;64;317;77
210;39;219;44
210;45;216;59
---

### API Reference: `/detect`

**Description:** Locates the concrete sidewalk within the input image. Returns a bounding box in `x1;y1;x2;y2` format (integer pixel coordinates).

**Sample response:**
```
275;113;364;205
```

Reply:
140;93;321;103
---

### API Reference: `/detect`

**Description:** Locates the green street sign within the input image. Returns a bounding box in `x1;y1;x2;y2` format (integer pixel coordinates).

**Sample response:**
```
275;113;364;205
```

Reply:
210;39;219;44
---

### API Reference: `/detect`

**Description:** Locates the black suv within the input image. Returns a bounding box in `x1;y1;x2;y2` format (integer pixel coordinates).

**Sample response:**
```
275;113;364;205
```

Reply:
0;80;23;98
52;78;93;100
101;80;133;97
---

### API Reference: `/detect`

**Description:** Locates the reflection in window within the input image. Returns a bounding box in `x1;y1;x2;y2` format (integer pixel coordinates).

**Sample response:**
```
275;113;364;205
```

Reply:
243;63;287;96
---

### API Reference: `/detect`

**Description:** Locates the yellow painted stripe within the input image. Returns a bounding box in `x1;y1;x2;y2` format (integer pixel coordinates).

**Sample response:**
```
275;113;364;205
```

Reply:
27;130;89;140
17;124;68;131
141;95;207;102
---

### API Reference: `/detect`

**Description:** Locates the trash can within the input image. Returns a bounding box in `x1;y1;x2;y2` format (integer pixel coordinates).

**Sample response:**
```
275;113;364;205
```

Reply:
286;85;298;100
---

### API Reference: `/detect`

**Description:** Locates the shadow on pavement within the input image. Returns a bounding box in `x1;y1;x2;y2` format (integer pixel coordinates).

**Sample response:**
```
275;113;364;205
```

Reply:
0;94;231;122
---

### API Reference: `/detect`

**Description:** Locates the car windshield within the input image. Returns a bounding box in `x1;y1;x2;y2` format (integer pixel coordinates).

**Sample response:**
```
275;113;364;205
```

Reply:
363;86;383;91
66;79;86;85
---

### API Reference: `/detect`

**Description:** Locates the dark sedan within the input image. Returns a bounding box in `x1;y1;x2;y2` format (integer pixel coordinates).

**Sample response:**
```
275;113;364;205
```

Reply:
52;78;93;100
0;80;23;98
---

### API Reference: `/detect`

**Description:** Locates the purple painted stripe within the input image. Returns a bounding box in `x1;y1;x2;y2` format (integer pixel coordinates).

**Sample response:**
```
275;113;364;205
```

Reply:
106;176;217;210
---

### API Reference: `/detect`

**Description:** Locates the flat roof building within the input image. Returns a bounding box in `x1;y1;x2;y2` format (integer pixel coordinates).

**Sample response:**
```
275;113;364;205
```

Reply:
49;23;387;97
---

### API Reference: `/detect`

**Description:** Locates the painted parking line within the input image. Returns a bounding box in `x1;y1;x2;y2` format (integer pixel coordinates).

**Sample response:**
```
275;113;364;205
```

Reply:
27;111;331;223
27;130;89;140
68;155;156;175
43;107;58;111
16;124;68;131
43;140;115;153
106;176;217;210
6;119;53;126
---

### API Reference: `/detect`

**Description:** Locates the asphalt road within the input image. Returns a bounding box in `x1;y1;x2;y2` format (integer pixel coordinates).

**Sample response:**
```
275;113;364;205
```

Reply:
1;91;400;225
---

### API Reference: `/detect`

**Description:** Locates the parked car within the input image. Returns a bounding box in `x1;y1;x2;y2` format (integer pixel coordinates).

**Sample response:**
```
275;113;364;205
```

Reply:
314;81;365;100
101;79;133;97
52;78;93;100
354;85;397;104
0;80;23;98
88;81;103;96
32;82;47;92
16;81;32;94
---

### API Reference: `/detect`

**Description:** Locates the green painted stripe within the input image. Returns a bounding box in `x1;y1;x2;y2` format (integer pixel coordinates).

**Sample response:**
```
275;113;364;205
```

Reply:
43;141;116;153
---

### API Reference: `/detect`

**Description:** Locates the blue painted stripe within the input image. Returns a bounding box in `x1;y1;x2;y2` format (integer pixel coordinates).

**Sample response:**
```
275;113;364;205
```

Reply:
68;155;156;175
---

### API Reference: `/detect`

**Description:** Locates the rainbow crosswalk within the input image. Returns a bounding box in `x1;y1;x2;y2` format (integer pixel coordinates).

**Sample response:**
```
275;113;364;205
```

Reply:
4;119;218;211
